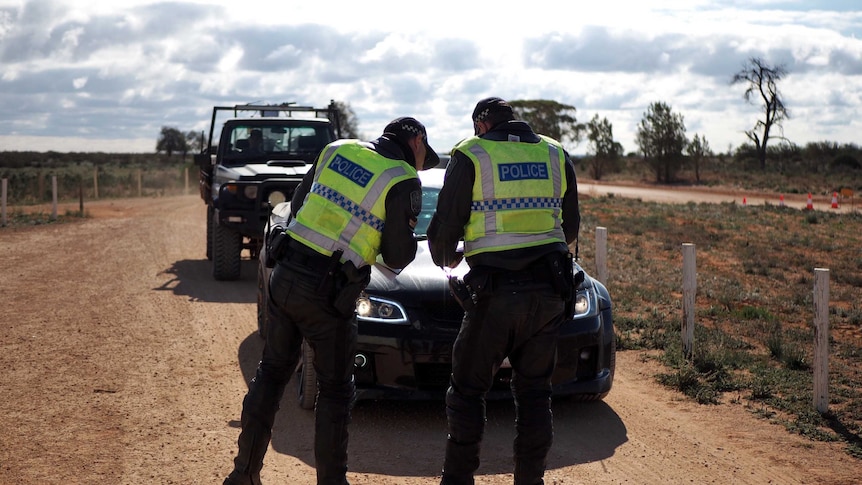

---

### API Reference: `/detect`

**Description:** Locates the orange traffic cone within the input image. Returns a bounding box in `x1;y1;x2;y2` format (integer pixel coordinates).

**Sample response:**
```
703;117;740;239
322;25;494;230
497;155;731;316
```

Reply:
806;193;814;210
831;192;839;209
742;196;747;206
779;194;785;207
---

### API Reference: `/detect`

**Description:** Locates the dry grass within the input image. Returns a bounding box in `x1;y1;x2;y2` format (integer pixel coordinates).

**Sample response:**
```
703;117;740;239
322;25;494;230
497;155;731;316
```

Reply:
5;154;861;458
577;193;862;458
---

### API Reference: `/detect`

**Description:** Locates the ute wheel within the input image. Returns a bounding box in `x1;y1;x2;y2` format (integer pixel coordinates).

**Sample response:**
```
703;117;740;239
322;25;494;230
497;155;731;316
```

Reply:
212;222;242;280
256;261;269;339
297;340;317;410
206;205;214;260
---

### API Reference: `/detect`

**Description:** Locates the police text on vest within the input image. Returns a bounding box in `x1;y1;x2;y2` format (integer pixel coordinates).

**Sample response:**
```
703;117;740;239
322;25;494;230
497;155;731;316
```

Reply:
498;162;549;181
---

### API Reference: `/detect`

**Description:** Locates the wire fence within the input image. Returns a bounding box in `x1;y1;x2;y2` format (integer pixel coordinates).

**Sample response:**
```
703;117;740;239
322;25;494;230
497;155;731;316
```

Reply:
0;165;192;205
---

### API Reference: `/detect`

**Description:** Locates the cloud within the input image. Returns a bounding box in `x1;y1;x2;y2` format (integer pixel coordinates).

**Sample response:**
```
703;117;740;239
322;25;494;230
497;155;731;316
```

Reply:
525;28;687;75
0;0;861;156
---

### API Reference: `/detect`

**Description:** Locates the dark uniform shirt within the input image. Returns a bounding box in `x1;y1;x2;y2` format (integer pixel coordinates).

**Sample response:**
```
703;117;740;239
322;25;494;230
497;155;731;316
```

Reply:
291;135;422;270
428;120;580;271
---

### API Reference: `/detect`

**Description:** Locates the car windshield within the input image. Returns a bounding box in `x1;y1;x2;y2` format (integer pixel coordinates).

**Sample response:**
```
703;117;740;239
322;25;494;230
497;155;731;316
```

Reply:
222;123;329;164
414;185;439;237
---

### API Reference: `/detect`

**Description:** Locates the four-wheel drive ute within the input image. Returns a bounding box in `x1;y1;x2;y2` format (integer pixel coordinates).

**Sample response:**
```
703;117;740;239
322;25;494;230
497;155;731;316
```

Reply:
194;102;342;280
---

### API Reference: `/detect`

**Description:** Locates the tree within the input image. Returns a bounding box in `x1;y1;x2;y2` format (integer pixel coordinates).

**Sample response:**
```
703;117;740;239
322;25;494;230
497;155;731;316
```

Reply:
586;114;623;180
731;57;789;170
156;126;189;157
186;130;204;156
329;100;362;139
509;99;585;151
636;101;687;183
686;133;711;183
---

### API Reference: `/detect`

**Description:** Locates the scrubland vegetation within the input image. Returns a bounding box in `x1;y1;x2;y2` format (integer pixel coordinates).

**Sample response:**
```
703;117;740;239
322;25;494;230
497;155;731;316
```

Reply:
2;147;861;459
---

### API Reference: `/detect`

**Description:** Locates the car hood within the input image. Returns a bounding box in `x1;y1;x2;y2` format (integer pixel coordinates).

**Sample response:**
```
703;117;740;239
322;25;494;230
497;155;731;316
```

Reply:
216;162;311;181
367;241;468;298
267;201;603;316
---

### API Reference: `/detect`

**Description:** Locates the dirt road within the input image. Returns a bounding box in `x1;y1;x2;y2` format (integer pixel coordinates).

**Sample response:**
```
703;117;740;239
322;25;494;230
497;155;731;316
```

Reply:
579;181;858;213
0;194;858;484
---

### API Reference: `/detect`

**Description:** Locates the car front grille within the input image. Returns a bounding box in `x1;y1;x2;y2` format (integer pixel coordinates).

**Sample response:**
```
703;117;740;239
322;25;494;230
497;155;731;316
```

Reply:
419;299;464;329
413;363;451;390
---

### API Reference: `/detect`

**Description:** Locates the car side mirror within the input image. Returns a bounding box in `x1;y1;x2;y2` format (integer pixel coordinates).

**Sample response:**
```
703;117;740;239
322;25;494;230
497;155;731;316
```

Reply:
193;153;211;167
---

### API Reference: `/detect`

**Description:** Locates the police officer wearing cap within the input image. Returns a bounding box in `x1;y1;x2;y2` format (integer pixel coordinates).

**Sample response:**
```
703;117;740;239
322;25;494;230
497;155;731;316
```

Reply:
224;117;439;485
428;97;580;485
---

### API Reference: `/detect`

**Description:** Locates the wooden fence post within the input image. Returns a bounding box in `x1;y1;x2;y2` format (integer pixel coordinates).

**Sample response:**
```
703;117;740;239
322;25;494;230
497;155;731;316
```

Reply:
682;243;697;359
2;178;7;227
79;175;84;215
184;167;189;195
93;167;99;199
51;175;58;221
137;170;142;197
813;268;830;413
595;226;608;285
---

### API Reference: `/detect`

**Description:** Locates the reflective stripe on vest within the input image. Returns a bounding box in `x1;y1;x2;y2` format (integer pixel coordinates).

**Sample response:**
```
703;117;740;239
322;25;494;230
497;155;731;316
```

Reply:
459;136;566;256
287;140;418;267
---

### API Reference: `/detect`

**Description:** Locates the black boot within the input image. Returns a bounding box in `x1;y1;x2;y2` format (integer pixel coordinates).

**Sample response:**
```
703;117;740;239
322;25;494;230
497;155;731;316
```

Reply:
512;392;552;485
223;413;271;485
513;460;545;485
313;379;354;485
224;370;286;485
441;384;485;485
440;438;480;485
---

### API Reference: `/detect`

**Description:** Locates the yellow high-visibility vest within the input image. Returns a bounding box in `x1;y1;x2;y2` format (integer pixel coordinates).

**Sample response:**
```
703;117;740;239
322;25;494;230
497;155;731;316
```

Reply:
454;135;567;257
287;140;419;267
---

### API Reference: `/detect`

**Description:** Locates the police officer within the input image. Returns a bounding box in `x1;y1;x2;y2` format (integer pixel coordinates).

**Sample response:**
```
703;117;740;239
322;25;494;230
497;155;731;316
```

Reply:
427;97;580;485
224;117;439;485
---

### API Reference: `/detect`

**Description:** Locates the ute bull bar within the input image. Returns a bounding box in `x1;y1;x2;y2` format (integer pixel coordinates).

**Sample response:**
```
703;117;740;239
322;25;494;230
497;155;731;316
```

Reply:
214;178;302;239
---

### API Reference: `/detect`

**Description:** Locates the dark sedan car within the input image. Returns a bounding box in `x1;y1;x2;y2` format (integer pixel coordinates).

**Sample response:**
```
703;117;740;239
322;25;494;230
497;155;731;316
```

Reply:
257;168;615;409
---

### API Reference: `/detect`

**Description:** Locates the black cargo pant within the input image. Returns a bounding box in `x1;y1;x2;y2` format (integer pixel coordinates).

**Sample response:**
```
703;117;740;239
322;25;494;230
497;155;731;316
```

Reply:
441;268;566;485
225;257;357;485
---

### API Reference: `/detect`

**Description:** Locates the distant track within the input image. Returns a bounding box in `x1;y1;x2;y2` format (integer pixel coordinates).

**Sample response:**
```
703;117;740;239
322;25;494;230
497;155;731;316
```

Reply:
579;181;858;213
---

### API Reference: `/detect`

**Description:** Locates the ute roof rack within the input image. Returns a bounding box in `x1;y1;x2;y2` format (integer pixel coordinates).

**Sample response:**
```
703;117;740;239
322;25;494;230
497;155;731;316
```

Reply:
202;100;342;155
218;103;337;118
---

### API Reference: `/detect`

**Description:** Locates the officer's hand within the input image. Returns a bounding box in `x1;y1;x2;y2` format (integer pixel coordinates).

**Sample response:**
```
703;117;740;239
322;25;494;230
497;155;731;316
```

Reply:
447;249;464;269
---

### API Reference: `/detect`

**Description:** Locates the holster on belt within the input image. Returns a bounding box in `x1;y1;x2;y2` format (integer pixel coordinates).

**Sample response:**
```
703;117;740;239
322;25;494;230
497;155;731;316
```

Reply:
318;248;344;292
546;252;572;296
265;226;288;268
448;276;476;313
545;252;582;316
332;259;371;318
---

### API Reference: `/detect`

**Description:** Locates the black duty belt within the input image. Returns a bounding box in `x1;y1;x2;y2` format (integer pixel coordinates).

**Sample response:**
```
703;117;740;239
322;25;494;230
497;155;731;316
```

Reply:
490;264;552;289
279;240;334;270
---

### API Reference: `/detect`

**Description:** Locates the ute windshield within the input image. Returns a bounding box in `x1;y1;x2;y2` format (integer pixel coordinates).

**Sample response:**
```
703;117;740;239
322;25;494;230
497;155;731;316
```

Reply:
222;123;331;165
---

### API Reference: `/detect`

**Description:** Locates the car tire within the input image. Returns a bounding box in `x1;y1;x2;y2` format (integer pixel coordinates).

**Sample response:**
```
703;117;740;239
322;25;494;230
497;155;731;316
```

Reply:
594;336;616;400
212;222;242;280
297;340;317;410
570;336;616;402
256;261;269;339
206;205;214;261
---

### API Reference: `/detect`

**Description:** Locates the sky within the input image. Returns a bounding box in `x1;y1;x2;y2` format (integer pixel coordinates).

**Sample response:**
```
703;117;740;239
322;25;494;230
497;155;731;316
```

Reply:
1;0;861;156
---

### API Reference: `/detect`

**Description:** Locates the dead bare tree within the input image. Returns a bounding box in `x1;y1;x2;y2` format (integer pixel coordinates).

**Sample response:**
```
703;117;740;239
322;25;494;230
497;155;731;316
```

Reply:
732;57;789;170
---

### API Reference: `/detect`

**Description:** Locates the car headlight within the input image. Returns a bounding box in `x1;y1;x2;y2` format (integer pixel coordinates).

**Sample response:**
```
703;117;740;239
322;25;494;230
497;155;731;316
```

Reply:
243;185;258;200
268;190;286;206
356;295;409;324
572;291;591;316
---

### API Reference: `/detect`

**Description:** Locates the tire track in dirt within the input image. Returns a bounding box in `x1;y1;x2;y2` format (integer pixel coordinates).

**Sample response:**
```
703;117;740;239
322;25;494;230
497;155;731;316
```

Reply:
0;194;858;484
